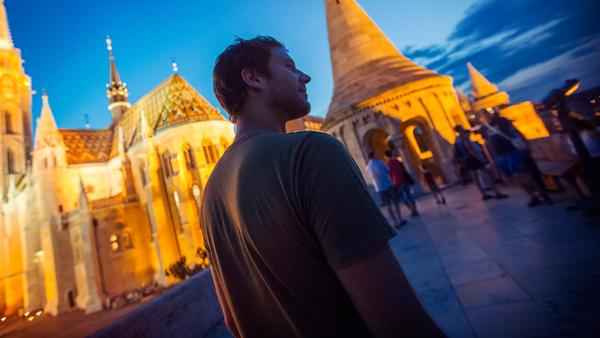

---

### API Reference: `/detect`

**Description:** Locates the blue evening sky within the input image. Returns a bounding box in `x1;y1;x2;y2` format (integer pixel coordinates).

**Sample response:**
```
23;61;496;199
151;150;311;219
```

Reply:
6;0;599;130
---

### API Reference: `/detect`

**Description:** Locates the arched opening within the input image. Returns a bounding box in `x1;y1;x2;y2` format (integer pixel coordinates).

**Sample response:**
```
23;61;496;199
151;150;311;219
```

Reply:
5;111;12;134
401;119;444;184
363;128;390;161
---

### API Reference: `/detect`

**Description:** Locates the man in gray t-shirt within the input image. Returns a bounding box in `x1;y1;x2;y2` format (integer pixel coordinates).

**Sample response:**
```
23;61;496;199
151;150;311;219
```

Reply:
204;36;444;338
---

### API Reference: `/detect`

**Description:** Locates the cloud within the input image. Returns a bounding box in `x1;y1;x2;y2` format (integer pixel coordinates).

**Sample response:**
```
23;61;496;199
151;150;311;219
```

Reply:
402;0;600;102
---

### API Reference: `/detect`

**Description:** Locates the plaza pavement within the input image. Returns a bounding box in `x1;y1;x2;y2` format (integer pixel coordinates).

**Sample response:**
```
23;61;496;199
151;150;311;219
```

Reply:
388;183;600;337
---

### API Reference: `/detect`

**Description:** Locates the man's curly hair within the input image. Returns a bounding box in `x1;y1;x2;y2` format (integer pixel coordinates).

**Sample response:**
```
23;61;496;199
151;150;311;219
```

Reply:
213;36;285;122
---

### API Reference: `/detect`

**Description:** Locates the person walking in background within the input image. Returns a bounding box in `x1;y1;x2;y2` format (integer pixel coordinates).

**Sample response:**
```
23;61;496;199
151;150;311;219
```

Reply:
203;36;444;337
384;150;419;216
422;165;446;205
367;152;408;227
478;111;552;207
454;125;509;201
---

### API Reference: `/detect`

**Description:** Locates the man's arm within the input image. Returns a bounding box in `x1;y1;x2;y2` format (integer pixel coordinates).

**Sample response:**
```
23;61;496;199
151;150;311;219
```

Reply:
336;243;446;338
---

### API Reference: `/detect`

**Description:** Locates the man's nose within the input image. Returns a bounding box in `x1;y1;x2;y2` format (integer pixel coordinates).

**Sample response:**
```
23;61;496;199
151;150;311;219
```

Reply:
299;71;311;84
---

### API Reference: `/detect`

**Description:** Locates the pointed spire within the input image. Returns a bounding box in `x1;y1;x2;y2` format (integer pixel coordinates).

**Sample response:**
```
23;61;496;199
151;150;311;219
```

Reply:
39;89;58;130
105;35;130;124
325;0;437;119
0;0;14;49
467;62;499;100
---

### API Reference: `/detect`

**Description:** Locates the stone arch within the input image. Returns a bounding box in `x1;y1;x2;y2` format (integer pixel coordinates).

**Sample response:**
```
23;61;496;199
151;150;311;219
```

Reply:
362;128;391;161
400;116;444;181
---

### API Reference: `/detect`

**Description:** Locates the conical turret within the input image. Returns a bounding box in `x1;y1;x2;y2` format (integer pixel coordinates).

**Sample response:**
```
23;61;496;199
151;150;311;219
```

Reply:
466;63;510;111
325;0;438;119
105;36;131;125
0;0;13;49
467;63;500;100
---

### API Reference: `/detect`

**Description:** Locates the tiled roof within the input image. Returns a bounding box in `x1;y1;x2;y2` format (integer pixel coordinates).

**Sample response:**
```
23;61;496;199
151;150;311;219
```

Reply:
111;74;226;157
60;129;113;164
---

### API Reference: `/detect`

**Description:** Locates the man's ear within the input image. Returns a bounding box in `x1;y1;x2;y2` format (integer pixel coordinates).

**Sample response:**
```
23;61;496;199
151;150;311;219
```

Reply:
241;67;265;91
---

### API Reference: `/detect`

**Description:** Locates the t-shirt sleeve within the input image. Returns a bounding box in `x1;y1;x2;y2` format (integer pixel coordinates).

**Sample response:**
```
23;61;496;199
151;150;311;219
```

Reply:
294;132;396;270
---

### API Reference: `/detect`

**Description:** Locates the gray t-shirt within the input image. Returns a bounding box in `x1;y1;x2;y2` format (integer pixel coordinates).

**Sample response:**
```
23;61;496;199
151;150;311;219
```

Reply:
201;130;396;337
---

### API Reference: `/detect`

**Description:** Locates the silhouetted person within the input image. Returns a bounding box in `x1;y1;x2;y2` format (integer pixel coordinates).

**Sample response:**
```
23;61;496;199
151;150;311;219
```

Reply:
479;112;552;207
202;36;445;338
422;165;446;205
454;125;508;200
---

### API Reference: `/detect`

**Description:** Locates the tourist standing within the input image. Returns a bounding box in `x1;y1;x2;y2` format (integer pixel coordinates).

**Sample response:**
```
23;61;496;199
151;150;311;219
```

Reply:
422;165;446;205
384;150;419;216
367;152;407;227
479;112;552;207
454;125;508;200
203;36;444;338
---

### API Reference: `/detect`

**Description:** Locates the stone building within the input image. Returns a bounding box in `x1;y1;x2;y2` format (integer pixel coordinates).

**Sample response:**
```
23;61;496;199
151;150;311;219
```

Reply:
322;0;471;185
0;2;233;317
466;62;549;140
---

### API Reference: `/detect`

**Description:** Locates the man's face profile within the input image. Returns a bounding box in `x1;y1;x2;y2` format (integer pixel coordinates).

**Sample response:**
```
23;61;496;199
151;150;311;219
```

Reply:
265;47;312;121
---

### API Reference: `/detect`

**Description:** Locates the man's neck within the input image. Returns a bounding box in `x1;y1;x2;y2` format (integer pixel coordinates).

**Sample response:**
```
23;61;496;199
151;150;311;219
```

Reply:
235;100;286;141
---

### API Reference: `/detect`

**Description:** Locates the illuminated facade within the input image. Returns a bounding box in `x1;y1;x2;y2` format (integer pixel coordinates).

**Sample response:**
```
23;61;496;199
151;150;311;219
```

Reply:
322;0;471;184
466;62;549;139
285;115;324;132
0;2;234;317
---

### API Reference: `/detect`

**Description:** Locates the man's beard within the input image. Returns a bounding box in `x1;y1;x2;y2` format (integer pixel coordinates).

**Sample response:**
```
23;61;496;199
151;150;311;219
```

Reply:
269;85;310;121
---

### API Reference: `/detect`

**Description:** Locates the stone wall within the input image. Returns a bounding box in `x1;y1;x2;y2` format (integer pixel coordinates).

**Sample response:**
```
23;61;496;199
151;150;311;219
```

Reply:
90;268;226;338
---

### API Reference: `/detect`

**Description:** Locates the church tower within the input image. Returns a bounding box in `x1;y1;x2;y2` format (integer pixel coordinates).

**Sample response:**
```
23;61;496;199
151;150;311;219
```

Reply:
322;0;469;184
0;0;34;317
105;36;130;125
0;0;32;198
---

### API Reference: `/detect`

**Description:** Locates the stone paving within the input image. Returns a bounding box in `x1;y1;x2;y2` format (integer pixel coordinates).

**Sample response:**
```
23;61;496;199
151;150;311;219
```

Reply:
389;184;600;338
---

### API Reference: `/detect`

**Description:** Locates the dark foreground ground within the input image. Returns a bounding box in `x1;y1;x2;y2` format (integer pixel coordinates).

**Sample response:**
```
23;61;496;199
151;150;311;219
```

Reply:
2;184;599;338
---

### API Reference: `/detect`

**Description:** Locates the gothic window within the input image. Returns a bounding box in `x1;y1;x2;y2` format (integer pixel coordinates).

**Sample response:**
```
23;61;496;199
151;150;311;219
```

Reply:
110;227;133;252
6;149;15;174
162;150;178;177
5;111;12;134
202;141;218;165
121;230;133;250
183;144;196;169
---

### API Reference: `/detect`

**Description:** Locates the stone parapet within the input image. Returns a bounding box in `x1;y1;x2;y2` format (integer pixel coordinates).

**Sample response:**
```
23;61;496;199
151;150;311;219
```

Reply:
90;268;226;338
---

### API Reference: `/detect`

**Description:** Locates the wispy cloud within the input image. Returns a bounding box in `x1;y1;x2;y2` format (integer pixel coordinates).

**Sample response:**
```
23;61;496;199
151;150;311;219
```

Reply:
403;0;600;102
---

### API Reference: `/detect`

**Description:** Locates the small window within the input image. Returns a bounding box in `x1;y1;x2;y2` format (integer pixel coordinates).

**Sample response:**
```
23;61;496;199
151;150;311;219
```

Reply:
5;111;12;134
183;145;196;169
6;149;15;174
121;231;133;250
202;142;219;164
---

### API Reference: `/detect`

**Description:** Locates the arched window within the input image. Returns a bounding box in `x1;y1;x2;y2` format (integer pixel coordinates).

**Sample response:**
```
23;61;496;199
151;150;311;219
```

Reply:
6;149;15;174
183;144;196;169
5;111;12;134
121;230;133;250
202;141;218;164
